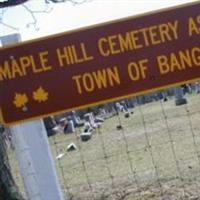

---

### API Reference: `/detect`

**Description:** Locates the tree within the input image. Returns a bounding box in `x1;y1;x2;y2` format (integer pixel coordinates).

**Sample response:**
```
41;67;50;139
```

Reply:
0;126;24;200
0;0;89;31
0;0;29;8
0;0;84;8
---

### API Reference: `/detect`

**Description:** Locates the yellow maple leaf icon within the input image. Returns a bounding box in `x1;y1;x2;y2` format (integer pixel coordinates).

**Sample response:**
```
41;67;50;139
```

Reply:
33;86;48;103
13;93;28;108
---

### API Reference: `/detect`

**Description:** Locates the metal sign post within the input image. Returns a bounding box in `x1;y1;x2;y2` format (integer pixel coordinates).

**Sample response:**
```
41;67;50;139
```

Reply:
10;120;64;200
1;34;64;200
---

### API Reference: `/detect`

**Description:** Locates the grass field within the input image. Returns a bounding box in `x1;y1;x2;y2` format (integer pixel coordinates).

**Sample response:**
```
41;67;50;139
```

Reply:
9;93;200;200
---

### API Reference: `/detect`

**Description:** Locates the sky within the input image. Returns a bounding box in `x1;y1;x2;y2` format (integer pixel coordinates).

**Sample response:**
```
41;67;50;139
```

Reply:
0;0;197;42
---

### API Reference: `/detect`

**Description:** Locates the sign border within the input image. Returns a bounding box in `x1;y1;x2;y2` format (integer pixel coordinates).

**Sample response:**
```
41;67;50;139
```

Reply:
1;1;200;126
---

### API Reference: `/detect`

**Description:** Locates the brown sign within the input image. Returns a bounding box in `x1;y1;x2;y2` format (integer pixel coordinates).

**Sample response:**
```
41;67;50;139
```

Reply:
0;2;200;125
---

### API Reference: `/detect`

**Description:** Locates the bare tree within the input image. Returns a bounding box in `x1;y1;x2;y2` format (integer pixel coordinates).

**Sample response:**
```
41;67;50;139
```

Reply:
0;0;29;8
0;0;89;31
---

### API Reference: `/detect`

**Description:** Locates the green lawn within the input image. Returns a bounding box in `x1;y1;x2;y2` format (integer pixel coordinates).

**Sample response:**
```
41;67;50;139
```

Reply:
9;93;200;200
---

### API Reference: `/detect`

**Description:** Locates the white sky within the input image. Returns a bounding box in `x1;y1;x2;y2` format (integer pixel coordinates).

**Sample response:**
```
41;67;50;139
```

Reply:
0;0;197;41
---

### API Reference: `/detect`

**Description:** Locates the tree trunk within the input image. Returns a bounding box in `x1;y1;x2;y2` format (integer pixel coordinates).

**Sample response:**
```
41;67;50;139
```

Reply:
0;126;24;200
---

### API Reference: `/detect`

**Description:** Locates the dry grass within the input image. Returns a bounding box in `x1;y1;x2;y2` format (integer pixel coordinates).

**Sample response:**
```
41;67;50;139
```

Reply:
8;93;200;200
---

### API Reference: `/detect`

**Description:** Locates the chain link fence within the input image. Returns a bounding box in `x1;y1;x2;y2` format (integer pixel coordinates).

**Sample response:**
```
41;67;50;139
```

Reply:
7;84;200;200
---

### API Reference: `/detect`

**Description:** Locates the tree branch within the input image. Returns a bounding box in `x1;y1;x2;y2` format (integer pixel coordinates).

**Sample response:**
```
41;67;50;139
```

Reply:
0;8;19;31
0;0;29;8
0;0;92;32
46;0;88;4
22;4;53;30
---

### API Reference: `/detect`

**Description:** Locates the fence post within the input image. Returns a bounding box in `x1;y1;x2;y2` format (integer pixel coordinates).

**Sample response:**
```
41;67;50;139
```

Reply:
0;33;65;200
10;120;64;200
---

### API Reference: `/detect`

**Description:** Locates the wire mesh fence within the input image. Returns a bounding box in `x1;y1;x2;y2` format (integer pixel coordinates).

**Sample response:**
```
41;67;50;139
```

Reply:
7;84;200;200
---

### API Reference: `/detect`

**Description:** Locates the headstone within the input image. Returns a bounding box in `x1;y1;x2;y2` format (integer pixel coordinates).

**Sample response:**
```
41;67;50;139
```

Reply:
83;122;93;133
64;120;75;134
80;122;94;141
124;99;135;108
136;96;146;105
59;118;67;125
104;102;116;113
84;113;95;126
70;111;84;127
94;117;104;123
56;153;65;160
166;88;175;97
196;82;200;93
174;87;187;106
162;90;168;102
181;84;191;94
157;91;166;100
99;108;106;115
52;118;67;134
54;113;68;124
80;132;92;142
52;126;63;134
43;116;57;136
188;83;196;93
0;125;5;133
120;101;128;111
115;102;125;112
66;143;77;152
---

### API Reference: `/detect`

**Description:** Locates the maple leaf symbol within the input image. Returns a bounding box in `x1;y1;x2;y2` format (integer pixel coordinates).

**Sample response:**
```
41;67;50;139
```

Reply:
13;93;28;108
33;86;48;103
